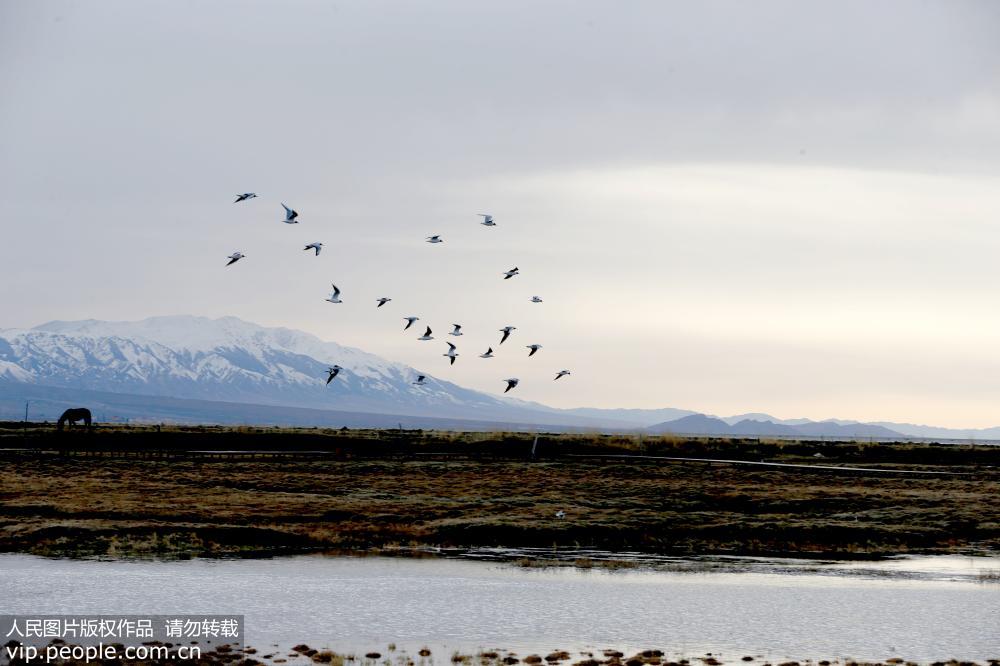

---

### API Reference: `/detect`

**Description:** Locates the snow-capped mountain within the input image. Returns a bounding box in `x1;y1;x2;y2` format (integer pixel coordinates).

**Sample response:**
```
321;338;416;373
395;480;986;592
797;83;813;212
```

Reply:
3;316;997;438
0;315;600;426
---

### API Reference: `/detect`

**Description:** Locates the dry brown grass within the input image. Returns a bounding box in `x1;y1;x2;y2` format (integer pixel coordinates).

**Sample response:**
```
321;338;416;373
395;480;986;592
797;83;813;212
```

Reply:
1;442;998;558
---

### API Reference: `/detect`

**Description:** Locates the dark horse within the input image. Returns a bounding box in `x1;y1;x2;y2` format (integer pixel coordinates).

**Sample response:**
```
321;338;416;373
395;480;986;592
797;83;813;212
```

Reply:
57;408;92;431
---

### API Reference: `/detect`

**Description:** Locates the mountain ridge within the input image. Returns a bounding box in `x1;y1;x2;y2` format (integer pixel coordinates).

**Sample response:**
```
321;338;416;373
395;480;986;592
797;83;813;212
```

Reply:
646;413;905;438
1;315;997;439
0;315;624;429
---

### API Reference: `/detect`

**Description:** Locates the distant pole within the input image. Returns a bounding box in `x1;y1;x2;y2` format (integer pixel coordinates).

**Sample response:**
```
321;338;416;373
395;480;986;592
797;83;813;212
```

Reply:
23;400;31;439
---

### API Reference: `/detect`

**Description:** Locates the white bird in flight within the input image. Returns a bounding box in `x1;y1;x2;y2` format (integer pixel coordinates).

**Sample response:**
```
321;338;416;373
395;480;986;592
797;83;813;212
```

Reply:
412;375;427;386
444;342;458;365
503;378;520;393
282;203;299;224
303;242;323;256
503;267;519;280
426;235;443;244
554;370;571;380
403;316;419;330
478;214;496;227
530;296;543;303
450;324;463;337
526;344;543;357
225;252;245;266
325;365;342;385
234;192;257;203
325;284;342;303
479;347;495;359
376;297;392;308
418;326;434;341
499;326;516;344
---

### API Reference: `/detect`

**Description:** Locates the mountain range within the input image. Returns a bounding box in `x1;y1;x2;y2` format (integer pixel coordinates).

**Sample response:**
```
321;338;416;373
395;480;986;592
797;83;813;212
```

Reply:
1;315;997;441
0;315;619;429
645;413;904;439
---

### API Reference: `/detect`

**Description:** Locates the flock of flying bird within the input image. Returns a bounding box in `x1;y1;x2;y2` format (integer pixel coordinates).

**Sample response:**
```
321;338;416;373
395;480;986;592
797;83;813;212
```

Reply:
226;193;571;396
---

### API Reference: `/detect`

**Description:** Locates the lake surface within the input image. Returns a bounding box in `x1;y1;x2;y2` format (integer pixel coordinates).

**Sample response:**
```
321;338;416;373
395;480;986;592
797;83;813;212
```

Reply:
1;553;998;662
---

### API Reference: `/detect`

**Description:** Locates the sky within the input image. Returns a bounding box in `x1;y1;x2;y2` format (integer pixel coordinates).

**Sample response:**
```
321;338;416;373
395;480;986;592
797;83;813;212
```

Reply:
2;1;1000;427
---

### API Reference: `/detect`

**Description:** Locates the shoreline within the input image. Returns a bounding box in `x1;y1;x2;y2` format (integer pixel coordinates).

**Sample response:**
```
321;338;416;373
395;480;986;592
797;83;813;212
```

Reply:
4;639;999;666
5;544;1000;569
3;550;997;664
3;547;999;587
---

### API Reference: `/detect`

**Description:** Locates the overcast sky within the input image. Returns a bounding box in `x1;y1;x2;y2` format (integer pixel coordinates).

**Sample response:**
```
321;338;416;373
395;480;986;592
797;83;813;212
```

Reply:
2;1;1000;427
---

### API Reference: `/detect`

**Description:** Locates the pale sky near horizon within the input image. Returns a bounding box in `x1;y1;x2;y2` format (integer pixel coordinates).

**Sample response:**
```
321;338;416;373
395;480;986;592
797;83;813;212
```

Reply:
2;1;1000;427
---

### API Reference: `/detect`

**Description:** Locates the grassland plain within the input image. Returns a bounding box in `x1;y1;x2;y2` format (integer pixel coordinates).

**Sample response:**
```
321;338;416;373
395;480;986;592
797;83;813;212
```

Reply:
1;424;998;559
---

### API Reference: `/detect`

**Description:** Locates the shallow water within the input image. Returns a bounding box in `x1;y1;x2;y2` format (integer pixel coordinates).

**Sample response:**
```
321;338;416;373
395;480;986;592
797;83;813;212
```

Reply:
0;553;997;662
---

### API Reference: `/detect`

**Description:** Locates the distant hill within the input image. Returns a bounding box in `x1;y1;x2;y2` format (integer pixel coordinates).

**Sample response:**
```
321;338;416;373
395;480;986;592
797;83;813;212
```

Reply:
717;412;813;426
647;414;734;435
793;421;904;438
730;419;801;436
868;421;1000;440
649;413;906;439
